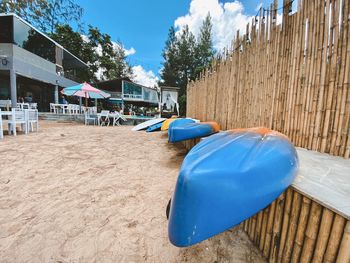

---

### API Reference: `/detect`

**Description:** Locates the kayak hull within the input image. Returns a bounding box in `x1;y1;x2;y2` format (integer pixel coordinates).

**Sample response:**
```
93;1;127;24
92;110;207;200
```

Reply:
168;128;298;247
161;117;178;131
168;122;220;143
146;122;163;132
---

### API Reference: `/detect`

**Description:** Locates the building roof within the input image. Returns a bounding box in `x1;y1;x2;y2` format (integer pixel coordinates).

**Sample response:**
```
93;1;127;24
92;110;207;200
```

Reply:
160;86;180;91
0;13;88;69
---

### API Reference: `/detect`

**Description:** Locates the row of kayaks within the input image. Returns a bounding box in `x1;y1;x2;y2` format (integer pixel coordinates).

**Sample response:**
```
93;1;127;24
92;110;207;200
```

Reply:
131;117;299;247
132;116;221;143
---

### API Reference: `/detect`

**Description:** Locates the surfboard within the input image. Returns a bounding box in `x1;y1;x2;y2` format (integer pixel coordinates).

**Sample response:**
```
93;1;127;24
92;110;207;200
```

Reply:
168;127;298;247
131;118;166;131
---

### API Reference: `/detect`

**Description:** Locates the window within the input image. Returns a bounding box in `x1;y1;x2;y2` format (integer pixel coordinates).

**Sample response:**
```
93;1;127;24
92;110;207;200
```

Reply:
13;17;56;63
123;81;142;99
0;16;14;43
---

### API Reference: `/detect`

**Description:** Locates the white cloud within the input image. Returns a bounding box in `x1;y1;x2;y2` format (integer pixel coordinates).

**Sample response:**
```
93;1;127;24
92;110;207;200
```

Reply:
132;65;159;88
124;47;136;56
174;0;252;51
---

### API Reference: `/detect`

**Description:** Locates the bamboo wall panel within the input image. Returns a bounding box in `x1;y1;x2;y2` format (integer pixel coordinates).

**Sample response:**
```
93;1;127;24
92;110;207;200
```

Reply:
186;0;350;159
242;188;350;263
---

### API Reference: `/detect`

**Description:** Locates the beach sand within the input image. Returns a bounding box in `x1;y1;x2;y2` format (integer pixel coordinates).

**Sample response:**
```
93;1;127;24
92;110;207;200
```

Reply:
0;121;265;262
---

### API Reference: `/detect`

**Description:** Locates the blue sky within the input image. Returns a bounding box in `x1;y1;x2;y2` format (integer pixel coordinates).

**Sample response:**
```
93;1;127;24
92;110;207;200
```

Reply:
76;0;279;85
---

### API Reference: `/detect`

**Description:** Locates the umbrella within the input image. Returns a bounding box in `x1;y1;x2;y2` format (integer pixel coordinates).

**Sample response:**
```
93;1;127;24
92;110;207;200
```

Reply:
61;82;111;107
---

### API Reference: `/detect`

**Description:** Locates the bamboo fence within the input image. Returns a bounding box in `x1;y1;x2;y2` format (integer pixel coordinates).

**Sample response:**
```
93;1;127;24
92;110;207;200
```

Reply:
186;0;350;159
184;0;350;261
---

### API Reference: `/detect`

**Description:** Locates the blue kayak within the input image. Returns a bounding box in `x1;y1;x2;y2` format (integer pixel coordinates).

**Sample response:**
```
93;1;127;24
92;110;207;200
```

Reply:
167;118;197;140
168;127;298;247
168;121;220;143
146;122;163;132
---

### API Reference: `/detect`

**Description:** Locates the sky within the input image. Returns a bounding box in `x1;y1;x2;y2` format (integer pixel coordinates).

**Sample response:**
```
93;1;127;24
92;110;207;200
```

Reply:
76;0;283;86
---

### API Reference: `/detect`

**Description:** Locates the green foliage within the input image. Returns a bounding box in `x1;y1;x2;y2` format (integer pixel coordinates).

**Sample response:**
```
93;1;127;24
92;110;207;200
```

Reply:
195;14;215;75
86;26;133;81
0;0;83;33
160;14;215;115
50;24;133;82
160;27;178;87
178;94;187;116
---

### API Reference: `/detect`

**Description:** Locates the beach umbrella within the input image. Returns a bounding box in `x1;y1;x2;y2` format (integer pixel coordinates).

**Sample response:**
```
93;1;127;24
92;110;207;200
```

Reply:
61;82;111;106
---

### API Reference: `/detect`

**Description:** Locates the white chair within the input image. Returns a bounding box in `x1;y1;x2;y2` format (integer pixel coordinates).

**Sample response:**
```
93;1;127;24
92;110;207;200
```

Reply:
28;109;39;132
29;103;37;109
98;110;110;126
0;109;3;139
111;112;121;126
17;103;30;110
119;113;127;122
85;112;97;125
67;104;73;115
50;103;58;114
111;112;126;126
74;105;80;114
7;109;28;136
0;99;11;111
91;106;97;114
81;106;86;114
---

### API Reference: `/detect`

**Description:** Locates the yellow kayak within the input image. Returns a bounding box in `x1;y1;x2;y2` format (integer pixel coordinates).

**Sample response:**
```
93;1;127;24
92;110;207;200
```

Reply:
161;116;178;131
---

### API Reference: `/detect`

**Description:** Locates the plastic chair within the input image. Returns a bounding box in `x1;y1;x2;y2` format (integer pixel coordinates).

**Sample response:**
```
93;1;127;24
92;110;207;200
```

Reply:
28;109;39;132
98;110;110;126
7;109;28;136
85;112;97;125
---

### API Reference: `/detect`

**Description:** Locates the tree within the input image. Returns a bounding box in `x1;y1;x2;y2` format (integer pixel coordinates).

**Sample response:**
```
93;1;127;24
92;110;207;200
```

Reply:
160;18;214;115
176;25;197;91
87;26;133;81
51;25;133;82
195;14;215;75
0;0;83;33
160;27;178;87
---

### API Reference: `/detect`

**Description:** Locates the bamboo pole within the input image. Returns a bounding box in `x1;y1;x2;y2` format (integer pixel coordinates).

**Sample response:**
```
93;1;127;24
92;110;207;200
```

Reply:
259;206;270;251
282;191;302;263
312;208;334;262
336;220;350;263
277;188;293;262
263;201;277;258
299;201;322;262
324;214;346;263
290;196;311;263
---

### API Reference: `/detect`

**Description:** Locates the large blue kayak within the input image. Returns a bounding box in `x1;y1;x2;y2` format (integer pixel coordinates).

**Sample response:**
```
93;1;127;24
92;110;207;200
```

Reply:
168;121;220;143
168;128;298;247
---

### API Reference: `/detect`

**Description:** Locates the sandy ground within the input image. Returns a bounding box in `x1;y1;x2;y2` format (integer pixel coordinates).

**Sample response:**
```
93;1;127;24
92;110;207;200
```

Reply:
0;121;265;263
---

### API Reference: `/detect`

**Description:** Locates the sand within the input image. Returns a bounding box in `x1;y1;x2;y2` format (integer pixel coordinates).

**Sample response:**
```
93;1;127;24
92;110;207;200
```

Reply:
0;121;265;263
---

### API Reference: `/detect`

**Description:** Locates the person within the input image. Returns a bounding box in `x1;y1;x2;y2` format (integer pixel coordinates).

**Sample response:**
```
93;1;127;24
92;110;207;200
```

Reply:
60;96;68;104
25;94;33;103
18;96;24;103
